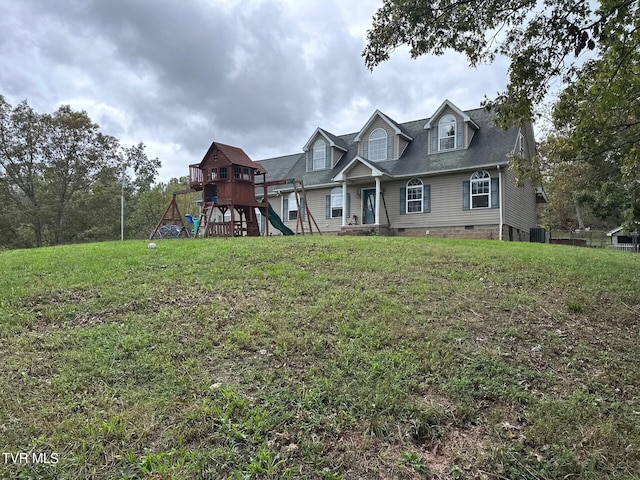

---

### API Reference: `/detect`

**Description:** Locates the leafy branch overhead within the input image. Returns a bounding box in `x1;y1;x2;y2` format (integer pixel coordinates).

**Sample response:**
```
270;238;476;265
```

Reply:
363;0;638;127
364;0;640;230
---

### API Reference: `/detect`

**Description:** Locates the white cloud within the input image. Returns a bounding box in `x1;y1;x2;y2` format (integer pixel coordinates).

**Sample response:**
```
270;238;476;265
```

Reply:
0;0;511;182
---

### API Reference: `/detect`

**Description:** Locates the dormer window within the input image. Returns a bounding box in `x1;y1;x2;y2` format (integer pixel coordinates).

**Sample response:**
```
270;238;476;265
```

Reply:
517;132;525;158
368;128;387;161
439;115;456;151
312;140;326;170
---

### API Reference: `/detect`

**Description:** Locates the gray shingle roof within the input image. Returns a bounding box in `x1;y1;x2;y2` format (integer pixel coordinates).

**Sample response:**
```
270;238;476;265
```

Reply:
256;106;520;188
318;128;348;151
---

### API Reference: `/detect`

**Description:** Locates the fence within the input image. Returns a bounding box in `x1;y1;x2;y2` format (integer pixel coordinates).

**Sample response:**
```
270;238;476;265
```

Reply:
548;230;608;248
548;230;639;252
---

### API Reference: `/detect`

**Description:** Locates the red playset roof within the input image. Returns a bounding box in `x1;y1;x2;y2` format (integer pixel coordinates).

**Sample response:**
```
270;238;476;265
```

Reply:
199;141;267;174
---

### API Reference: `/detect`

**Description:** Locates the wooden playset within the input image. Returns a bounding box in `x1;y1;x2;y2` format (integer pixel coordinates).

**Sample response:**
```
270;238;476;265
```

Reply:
150;141;320;239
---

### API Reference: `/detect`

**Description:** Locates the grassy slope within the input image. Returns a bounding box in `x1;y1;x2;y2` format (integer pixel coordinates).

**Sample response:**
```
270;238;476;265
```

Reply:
1;237;639;480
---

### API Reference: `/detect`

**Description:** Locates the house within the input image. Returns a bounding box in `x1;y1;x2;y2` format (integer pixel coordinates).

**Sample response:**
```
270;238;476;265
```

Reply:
606;226;640;251
256;99;546;240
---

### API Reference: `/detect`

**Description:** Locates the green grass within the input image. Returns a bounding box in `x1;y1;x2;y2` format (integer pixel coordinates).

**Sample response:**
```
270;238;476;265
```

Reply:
1;236;639;479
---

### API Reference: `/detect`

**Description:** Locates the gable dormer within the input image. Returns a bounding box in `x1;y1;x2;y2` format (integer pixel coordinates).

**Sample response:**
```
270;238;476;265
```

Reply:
354;110;413;162
514;124;536;160
303;128;348;172
424;100;479;154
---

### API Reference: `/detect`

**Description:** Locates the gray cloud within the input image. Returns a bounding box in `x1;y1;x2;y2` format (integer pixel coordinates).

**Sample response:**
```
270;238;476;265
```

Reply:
0;0;510;181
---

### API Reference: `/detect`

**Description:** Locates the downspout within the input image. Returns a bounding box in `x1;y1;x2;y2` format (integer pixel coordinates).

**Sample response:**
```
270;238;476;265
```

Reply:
497;164;503;241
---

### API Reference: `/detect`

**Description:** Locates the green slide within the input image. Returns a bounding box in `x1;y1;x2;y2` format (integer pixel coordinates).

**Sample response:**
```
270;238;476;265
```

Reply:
259;202;295;236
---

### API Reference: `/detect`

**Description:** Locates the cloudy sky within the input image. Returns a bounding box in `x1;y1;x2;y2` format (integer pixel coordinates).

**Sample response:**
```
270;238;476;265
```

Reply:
1;0;511;181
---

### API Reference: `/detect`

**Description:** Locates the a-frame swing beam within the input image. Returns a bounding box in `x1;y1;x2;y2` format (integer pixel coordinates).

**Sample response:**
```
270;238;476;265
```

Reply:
149;193;190;239
257;178;322;236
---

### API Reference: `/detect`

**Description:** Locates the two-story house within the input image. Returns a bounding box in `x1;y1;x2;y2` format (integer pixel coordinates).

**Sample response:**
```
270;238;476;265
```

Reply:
257;100;546;240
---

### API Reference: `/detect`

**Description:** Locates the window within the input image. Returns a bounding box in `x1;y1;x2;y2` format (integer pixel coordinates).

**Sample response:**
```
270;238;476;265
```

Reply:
219;167;228;179
208;168;218;181
287;192;298;221
406;178;423;213
471;170;491;208
330;187;343;218
517;132;525;158
439;115;456;151
233;166;241;179
242;167;250;180
368;128;387;161
313;140;326;170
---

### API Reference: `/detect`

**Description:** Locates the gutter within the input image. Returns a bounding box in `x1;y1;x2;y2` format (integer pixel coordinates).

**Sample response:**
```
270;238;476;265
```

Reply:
497;164;504;241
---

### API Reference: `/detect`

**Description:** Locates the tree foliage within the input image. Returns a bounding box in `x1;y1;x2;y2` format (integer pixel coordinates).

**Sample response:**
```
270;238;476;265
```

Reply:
364;0;639;228
363;0;638;128
546;6;640;230
0;96;161;248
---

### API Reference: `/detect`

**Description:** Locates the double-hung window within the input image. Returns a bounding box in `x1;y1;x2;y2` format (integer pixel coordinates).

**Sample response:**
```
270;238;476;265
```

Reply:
330;187;343;218
439;115;456;151
471;171;491;208
287;192;298;221
368;128;387;161
313;140;326;170
406;178;423;213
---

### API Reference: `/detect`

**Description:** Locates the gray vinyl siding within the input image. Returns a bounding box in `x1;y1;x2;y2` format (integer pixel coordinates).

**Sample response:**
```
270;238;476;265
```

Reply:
502;168;538;232
467;127;477;146
331;148;344;168
348;162;373;178
398;137;409;158
385;171;500;228
277;187;356;233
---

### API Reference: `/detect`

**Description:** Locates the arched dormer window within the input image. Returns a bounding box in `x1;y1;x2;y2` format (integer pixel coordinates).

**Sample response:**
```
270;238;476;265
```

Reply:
438;115;456;151
368;128;387;161
471;170;491;208
406;178;423;213
313;139;326;170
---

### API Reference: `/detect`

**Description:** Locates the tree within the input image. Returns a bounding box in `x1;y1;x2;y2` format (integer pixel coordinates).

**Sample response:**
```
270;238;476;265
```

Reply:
548;33;640;231
41;105;119;244
0;96;162;248
363;0;638;128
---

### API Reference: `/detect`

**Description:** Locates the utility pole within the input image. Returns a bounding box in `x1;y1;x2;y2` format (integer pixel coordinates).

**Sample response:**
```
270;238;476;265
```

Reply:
121;167;126;241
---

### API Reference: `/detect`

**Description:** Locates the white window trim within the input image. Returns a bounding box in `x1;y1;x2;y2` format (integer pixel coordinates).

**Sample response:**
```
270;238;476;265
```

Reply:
368;128;387;161
470;170;491;209
331;187;343;218
518;132;525;158
406;178;423;214
312;140;326;171
287;192;298;221
439;114;456;151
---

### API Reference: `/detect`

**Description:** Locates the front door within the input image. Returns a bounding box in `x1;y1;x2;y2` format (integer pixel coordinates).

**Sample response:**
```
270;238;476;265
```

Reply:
362;188;376;224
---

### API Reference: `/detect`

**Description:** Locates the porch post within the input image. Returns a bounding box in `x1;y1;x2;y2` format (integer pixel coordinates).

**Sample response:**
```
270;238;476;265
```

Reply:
341;181;348;227
374;176;381;226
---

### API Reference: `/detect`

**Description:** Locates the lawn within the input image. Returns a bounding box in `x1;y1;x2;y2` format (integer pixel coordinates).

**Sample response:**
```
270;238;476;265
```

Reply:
1;236;639;479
